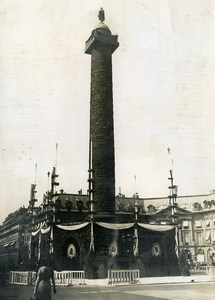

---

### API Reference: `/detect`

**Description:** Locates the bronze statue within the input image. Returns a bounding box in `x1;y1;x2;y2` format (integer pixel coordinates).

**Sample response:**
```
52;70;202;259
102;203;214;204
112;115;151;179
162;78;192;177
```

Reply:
98;8;105;22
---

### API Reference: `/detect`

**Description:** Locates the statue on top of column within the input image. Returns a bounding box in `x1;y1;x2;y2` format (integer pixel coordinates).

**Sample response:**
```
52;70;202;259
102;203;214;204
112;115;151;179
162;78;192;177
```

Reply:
98;8;105;22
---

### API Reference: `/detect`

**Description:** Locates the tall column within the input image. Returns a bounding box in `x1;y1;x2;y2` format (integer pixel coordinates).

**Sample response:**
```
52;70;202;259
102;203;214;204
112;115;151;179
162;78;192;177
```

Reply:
85;9;119;215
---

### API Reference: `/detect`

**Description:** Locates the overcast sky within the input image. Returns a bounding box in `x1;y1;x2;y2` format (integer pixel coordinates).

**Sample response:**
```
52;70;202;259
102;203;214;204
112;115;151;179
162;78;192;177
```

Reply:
0;0;215;224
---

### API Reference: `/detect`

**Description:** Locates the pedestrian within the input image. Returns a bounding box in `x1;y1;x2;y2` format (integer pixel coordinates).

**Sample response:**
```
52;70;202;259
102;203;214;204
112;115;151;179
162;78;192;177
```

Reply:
33;263;57;300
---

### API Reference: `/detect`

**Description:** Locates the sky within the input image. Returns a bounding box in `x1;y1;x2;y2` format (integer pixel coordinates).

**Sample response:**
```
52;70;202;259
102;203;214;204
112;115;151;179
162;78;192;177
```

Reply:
0;0;215;224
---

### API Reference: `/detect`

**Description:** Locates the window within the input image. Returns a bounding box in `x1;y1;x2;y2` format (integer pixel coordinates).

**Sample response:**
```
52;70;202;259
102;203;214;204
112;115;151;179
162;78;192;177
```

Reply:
205;219;210;228
196;231;202;245
183;231;190;245
182;220;189;228
205;230;211;243
195;220;202;228
212;230;215;243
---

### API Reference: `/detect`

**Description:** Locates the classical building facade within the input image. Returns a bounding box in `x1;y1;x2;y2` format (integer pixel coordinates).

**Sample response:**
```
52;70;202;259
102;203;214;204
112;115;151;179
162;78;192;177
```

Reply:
0;186;180;278
148;190;215;266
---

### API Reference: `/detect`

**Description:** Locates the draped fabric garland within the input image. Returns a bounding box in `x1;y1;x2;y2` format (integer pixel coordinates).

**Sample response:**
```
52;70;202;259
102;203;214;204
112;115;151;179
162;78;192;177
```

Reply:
137;223;174;232
31;223;51;259
95;222;134;230
31;222;174;235
56;222;89;231
31;221;176;257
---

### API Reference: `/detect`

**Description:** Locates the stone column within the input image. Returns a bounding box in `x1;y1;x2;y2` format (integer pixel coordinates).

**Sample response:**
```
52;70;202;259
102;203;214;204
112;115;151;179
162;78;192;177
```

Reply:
85;11;119;215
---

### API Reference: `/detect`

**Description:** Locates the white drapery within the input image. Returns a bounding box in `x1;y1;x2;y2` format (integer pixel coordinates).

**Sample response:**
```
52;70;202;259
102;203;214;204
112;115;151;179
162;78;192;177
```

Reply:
56;222;89;231
32;222;174;234
31;229;40;236
41;227;51;234
138;223;174;231
95;222;134;230
31;227;51;236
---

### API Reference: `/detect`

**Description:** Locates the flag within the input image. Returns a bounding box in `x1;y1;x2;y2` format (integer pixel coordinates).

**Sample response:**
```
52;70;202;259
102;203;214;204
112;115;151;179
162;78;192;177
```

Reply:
90;221;94;252
28;235;32;260
175;227;179;258
38;232;41;261
51;167;59;186
50;226;54;254
133;227;139;257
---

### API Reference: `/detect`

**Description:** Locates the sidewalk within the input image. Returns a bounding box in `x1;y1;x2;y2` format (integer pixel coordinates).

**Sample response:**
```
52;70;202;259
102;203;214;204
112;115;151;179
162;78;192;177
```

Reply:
85;274;213;286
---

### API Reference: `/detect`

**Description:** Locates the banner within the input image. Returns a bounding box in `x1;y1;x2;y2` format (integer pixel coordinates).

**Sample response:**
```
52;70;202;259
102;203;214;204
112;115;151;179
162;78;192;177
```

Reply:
90;221;94;252
133;227;138;257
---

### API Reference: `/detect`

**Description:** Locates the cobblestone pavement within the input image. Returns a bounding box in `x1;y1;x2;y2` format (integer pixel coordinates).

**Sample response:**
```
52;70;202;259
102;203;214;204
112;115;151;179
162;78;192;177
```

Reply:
1;282;215;300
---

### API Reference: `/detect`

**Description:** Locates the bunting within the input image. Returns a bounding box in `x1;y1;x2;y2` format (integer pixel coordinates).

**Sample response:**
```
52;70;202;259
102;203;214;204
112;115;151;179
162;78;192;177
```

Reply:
95;222;134;230
32;222;174;234
138;223;174;232
30;221;176;259
32;229;40;236
56;222;89;231
41;227;51;234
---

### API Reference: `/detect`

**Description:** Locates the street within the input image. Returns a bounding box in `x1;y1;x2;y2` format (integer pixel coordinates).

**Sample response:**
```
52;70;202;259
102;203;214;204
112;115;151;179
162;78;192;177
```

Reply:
1;282;215;300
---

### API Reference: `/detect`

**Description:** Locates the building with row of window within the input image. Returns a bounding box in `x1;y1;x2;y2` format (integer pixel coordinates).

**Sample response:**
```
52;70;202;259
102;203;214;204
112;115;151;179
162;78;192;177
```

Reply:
148;190;215;266
1;187;215;273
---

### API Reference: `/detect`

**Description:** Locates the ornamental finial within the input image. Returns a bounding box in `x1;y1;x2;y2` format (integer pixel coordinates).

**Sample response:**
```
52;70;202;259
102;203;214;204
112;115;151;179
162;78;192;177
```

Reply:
98;8;105;22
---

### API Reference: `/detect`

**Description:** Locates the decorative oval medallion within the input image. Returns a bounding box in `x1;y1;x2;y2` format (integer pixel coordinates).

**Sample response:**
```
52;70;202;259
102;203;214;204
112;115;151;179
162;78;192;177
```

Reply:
67;244;76;259
152;243;161;257
109;242;118;257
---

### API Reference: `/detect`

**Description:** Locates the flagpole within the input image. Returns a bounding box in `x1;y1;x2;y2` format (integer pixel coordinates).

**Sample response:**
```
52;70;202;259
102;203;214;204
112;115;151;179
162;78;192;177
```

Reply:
134;176;139;257
34;163;37;185
55;143;58;170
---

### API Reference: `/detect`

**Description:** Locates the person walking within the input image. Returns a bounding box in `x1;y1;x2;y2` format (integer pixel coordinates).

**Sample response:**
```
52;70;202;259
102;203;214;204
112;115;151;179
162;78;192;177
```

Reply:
33;265;57;300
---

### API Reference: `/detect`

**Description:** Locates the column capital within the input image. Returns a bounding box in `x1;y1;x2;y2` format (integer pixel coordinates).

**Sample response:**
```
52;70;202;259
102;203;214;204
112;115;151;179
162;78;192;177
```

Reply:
85;29;119;55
